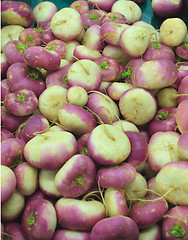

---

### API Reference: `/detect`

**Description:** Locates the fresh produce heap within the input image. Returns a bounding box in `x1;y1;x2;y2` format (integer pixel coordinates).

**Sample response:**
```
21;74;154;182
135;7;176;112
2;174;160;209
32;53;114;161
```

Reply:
1;0;188;239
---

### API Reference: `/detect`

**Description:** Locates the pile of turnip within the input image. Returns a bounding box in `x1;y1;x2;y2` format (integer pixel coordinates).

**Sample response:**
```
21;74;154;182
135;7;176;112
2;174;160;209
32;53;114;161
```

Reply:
1;0;188;239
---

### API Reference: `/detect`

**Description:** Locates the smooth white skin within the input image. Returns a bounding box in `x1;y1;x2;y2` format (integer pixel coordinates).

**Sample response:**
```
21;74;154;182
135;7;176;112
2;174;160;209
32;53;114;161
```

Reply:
38;85;68;122
50;8;83;41
15;163;38;196
104;188;128;217
59;59;70;68
148;131;183;172
119;88;157;125
1;25;25;52
47;125;66;132
64;40;80;63
139;223;161;240
183;32;188;43
120;25;151;57
39;169;62;197
122;172;147;202
2;189;25;221
82;25;102;51
155;162;188;205
66;86;88;106
107;82;134;101
156;88;178;108
111;0;142;24
74;45;102;60
33;1;58;23
112;120;139;132
75;28;85;43
88;124;131;165
67;59;101;91
102;45;132;66
160;18;187;47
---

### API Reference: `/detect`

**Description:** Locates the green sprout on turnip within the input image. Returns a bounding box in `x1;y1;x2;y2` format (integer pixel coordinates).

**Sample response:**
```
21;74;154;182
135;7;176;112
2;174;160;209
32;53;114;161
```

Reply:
28;71;39;79
99;61;109;70
152;40;160;49
89;12;99;20
112;15;118;19
183;43;188;50
26;213;35;229
17;92;26;102
47;44;56;51
17;42;28;53
83;25;87;30
121;66;132;79
157;111;169;120
72;174;85;186
34;27;43;34
171;224;186;238
27;35;34;42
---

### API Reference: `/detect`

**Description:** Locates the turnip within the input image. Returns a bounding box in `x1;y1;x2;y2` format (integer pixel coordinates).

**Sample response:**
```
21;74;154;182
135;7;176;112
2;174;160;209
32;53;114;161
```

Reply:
73;45;102;60
55;154;96;198
1;53;10;79
100;22;129;46
38;85;68;122
124;131;148;168
1;1;34;27
39;169;62;198
19;28;42;47
4;89;38;117
21;199;57;240
1;165;16;205
172;62;188;89
1;128;14;141
177;130;188;160
156;88;178;108
82;24;104;51
98;81;111;93
46;64;71;89
58;103;97;137
1;25;25;52
33;1;58;23
87;124;131;165
148;107;177;136
64;40;80;63
46;39;67;59
3;222;25;240
160;18;187;47
55;197;106;231
119;88;157;125
90;216;139;240
122;172;148;203
24;46;61;71
176;99;188;133
1;105;28;132
139;223;162;240
66;86;88;106
175;42;188;60
97;162;136;188
1;138;25;167
112;119;139;132
155;161;188;205
148;131;182;172
111;0;142;24
50;7;83;41
120;25;150;58
15;114;49;143
86;91;120;124
129;194;169;229
70;0;90;14
143;41;175;62
102;44;132;66
162;206;188;240
7;62;46;97
14;162;38;196
53;230;90;240
77;133;90;155
107;82;134;100
24;130;77;170
1;189;25;222
132;59;178;90
94;56;120;82
67;59;102;91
